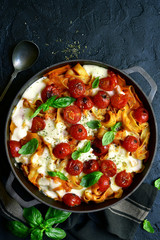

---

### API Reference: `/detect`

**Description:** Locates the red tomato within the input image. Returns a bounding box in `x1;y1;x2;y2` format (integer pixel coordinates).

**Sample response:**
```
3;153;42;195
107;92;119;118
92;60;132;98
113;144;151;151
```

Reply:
63;105;81;124
70;124;87;140
115;170;132;188
98;175;110;192
62;193;81;207
122;136;139;152
41;84;60;102
75;96;93;110
53;143;71;158
108;70;116;77
83;159;99;174
68;79;86;98
134;107;149;123
9;140;21;157
31;117;46;133
93;91;110;109
99;75;118;91
91;138;109;156
100;160;117;177
111;93;128;109
66;160;83;176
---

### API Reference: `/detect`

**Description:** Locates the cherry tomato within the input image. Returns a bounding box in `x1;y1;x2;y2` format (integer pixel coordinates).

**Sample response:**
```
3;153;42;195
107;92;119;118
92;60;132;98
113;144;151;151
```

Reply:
9;140;21;157
111;93;128;109
93;91;110;109
91;138;109;156
100;160;117;177
66;160;83;176
98;175;110;192
62;193;81;207
83;159;99;174
63;105;81;124
115;170;132;188
31;117;46;133
134;107;149;123
75;96;93;110
53;143;71;159
68;79;86;98
41;84;60;102
70;124;87;140
99;75;118;91
122;136;139;152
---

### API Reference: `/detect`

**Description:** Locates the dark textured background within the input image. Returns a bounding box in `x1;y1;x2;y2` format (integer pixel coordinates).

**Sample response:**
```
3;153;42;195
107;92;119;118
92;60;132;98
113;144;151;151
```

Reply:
0;0;160;239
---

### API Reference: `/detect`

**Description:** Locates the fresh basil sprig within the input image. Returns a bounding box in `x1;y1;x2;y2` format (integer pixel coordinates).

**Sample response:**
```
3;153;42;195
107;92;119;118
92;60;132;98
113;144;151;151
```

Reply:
8;206;71;240
154;178;160;190
48;171;68;181
86;120;101;129
18;138;39;155
143;219;155;233
80;171;103;187
102;122;122;146
72;141;91;160
92;77;100;88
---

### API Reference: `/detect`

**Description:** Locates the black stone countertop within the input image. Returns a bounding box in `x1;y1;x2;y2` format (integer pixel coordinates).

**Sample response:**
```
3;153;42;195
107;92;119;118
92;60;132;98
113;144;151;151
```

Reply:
0;0;160;239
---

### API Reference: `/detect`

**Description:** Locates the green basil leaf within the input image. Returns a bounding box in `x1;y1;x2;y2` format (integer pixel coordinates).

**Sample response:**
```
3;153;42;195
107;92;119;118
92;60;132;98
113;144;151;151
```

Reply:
51;97;75;108
86;120;101;129
154;178;160;190
45;227;66;239
71;150;81;160
31;228;44;240
111;122;122;132
102;131;115;146
8;221;30;238
92;77;100;88
45;208;71;224
71;141;91;160
143;219;154;233
23;207;43;227
48;171;68;180
18;138;39;155
30;105;44;119
80;171;103;187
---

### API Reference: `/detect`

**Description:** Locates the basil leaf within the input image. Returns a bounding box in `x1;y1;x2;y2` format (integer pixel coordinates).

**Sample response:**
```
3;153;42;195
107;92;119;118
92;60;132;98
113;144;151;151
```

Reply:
8;221;30;238
18;138;39;155
80;171;103;187
31;228;44;240
48;171;68;180
45;227;66;239
92;77;100;88
102;131;115;146
143;219;154;233
51;97;75;108
71;150;81;160
45;208;71;223
154;178;160;190
23;207;43;227
86;120;101;129
111;122;122;132
71;141;91;160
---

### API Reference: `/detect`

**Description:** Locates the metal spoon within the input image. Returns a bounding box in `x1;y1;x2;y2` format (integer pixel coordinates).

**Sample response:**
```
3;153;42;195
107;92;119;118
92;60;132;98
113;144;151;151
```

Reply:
0;40;39;102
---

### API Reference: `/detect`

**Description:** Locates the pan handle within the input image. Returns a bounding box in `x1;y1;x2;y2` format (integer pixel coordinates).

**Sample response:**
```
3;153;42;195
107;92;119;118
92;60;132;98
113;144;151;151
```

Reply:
122;66;157;103
5;172;40;208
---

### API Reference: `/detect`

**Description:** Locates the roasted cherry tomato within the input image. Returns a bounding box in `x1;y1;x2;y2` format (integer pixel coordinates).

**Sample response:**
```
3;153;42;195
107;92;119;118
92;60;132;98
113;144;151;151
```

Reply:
111;93;128;109
41;84;60;102
70;124;87;140
62;193;81;207
91;138;109;156
63;105;81;124
83;159;99;174
115;170;132;188
108;70;116;77
99;75;118;91
93;91;110;109
100;160;117;177
122;136;139;152
31;116;46;133
9;140;21;157
53;143;71;159
75;96;93;110
66;160;83;176
68;79;86;98
134;107;149;123
98;175;110;192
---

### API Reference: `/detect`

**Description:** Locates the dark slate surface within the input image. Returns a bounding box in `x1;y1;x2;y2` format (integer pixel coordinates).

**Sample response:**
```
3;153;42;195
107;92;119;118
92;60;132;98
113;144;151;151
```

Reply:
0;0;160;239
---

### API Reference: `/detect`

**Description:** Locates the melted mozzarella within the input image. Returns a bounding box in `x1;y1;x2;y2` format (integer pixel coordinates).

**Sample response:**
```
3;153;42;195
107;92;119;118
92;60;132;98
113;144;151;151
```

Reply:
23;77;46;100
78;111;97;136
76;140;97;162
83;65;108;78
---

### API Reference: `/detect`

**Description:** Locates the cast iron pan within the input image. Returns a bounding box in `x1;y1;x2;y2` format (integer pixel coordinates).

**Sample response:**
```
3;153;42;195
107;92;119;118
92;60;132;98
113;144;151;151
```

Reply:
4;60;158;212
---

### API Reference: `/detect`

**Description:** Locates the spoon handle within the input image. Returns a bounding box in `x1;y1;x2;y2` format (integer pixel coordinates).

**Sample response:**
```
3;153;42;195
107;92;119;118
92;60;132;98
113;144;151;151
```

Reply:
0;70;18;102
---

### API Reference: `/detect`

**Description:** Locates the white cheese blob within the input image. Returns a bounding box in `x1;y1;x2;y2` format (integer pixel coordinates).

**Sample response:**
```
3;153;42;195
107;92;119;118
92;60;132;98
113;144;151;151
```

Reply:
76;140;97;162
83;65;108;78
